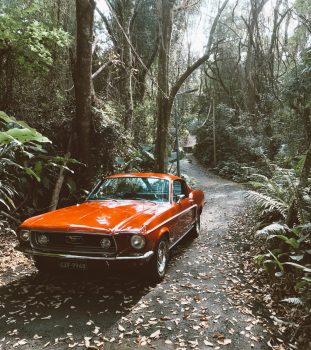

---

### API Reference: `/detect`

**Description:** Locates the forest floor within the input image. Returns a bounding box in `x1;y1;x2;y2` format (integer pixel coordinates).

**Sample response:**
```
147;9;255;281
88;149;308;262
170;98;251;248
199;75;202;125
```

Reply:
0;156;290;350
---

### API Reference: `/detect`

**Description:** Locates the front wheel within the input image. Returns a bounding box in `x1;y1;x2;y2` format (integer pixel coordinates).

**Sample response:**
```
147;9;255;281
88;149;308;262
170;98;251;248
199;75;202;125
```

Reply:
149;237;169;282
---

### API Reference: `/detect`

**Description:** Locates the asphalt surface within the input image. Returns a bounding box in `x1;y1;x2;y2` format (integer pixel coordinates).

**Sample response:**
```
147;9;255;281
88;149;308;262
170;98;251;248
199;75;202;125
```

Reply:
0;156;270;349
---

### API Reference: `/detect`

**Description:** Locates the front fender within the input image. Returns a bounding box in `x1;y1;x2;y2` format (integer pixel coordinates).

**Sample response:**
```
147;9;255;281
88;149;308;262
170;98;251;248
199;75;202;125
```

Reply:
145;226;170;250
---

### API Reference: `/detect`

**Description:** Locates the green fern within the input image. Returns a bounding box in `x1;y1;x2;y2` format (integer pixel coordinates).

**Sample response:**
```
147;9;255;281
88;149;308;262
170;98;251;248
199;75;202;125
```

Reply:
246;191;288;218
0;181;17;210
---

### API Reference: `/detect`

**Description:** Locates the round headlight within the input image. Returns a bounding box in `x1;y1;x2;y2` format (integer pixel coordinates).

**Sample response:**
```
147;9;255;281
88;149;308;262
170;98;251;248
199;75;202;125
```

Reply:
20;230;30;242
130;235;146;250
37;233;49;245
100;237;112;249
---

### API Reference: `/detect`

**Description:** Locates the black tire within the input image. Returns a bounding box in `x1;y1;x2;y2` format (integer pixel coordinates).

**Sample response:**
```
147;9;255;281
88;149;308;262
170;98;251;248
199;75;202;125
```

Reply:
190;214;201;239
33;256;56;274
149;237;169;282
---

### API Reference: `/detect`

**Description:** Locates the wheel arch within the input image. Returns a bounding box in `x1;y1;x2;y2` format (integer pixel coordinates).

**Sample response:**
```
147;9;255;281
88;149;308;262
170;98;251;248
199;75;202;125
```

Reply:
158;227;170;242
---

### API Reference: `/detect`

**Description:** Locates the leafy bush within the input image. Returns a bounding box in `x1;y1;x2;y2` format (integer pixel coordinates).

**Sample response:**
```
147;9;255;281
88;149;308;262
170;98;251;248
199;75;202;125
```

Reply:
254;223;311;302
0;3;70;75
0;111;77;218
246;165;311;224
212;160;262;183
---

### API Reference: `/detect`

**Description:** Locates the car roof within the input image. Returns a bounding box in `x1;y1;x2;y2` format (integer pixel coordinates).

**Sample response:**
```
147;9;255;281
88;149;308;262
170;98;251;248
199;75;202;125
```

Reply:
106;172;182;181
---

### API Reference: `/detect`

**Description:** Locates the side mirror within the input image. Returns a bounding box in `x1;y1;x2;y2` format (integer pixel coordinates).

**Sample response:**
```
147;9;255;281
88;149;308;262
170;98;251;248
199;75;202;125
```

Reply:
176;194;186;203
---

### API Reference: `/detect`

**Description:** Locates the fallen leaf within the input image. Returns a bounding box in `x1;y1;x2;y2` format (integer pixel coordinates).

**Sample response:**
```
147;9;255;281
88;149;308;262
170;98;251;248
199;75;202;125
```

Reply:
217;338;232;345
150;330;161;339
84;336;91;347
13;339;27;347
41;315;52;320
118;324;125;332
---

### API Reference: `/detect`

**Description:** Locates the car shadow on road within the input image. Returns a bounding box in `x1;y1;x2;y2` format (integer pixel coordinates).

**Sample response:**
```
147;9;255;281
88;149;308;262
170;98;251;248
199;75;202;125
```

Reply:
0;234;196;346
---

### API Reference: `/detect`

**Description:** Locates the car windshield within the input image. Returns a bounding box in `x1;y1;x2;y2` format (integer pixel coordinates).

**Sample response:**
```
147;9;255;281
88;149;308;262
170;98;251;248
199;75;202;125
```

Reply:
88;177;170;202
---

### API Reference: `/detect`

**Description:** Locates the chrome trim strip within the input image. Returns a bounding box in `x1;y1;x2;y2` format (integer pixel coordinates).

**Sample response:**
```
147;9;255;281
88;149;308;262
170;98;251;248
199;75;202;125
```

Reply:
31;247;116;255
146;204;197;234
16;247;154;261
29;229;112;235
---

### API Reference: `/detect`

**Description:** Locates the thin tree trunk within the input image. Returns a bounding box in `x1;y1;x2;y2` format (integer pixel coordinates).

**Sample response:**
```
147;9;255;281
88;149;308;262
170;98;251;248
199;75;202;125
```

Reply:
122;0;135;131
242;0;268;113
74;0;95;164
212;98;217;166
49;136;72;211
154;0;175;173
286;142;311;226
154;0;228;172
134;35;159;103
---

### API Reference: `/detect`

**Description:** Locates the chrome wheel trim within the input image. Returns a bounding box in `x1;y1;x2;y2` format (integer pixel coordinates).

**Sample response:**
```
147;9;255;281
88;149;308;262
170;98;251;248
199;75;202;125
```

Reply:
157;241;167;275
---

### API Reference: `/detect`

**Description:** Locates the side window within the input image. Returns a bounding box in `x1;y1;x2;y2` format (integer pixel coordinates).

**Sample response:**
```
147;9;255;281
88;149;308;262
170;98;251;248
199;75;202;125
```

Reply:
173;180;188;202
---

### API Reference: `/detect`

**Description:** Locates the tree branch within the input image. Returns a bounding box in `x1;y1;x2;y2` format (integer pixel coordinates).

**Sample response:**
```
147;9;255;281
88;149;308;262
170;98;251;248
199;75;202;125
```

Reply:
96;5;119;47
92;60;112;79
169;0;229;101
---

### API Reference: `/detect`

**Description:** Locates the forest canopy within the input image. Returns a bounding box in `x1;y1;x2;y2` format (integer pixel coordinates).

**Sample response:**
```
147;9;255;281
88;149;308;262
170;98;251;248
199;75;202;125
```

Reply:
0;0;310;216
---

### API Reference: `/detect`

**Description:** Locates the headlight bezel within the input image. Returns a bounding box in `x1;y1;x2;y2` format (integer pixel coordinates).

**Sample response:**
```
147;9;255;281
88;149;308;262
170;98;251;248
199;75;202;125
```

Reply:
19;230;31;242
130;234;146;250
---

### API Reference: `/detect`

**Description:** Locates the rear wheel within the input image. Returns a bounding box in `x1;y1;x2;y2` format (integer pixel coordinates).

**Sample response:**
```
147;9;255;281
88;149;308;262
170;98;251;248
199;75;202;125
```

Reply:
190;214;201;239
149;237;169;282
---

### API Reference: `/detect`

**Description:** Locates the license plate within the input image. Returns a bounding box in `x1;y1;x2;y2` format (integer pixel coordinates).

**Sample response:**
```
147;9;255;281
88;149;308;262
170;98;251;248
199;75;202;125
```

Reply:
59;260;87;270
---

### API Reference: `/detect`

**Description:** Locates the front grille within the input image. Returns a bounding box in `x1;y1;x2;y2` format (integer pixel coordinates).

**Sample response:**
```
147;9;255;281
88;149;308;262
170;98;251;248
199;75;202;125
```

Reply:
31;231;116;254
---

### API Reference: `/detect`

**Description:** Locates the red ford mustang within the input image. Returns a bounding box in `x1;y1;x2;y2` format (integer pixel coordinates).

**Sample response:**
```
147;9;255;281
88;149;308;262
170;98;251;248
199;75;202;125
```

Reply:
16;173;205;280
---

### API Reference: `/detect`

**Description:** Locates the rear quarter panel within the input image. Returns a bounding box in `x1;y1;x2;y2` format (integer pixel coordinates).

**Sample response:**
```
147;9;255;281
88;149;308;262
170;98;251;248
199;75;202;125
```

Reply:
189;189;205;212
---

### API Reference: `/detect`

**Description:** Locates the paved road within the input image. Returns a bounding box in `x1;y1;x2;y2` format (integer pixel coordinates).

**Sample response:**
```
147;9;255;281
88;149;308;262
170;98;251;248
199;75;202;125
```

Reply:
0;156;269;349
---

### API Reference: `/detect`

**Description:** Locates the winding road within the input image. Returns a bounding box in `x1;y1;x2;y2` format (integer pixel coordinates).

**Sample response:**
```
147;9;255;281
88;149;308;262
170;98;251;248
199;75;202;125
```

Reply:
0;156;269;349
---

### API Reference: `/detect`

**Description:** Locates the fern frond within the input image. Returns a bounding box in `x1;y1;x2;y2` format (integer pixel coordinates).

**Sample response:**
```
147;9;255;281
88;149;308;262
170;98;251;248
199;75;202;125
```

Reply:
245;191;288;218
250;174;270;182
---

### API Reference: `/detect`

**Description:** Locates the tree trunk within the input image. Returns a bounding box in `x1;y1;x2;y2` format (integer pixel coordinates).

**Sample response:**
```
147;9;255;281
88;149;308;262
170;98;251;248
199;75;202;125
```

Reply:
122;0;135;131
133;35;159;103
49;136;72;211
74;0;95;164
286;141;311;227
154;0;175;173
154;0;228;172
243;0;268;113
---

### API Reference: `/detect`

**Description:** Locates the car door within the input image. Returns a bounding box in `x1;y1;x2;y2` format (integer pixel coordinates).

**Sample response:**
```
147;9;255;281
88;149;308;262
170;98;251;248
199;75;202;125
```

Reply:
172;179;195;241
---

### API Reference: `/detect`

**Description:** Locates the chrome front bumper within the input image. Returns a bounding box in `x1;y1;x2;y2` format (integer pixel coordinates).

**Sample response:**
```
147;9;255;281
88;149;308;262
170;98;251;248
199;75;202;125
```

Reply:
16;246;154;261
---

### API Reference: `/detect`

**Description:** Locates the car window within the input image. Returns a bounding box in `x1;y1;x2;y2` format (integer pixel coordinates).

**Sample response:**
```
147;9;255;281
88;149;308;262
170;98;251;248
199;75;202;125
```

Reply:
173;180;188;202
88;177;169;202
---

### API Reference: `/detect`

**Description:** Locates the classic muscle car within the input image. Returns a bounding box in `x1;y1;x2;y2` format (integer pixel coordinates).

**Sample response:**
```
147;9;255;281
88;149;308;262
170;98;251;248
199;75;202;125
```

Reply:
16;173;205;280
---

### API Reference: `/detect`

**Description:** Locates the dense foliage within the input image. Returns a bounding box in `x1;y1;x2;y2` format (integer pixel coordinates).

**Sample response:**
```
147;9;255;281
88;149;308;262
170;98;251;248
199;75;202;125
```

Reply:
190;0;311;341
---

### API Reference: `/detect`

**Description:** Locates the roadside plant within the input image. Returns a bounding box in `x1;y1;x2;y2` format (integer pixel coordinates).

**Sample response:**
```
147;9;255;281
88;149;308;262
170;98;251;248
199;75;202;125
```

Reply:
254;222;311;305
246;164;311;224
0;112;78;217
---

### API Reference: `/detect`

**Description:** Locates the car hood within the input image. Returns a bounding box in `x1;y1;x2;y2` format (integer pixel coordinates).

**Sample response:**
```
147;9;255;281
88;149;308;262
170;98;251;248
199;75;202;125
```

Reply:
20;200;168;233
